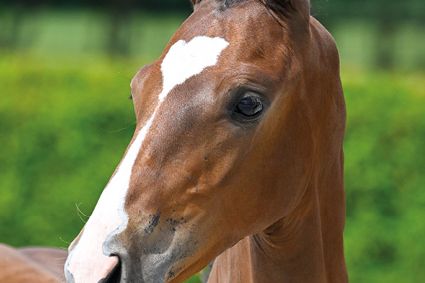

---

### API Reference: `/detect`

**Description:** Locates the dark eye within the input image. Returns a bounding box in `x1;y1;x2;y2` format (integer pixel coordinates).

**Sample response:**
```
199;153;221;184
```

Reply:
231;91;266;123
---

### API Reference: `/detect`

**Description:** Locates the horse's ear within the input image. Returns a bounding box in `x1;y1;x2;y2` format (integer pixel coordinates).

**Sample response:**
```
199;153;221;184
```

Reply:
266;0;310;25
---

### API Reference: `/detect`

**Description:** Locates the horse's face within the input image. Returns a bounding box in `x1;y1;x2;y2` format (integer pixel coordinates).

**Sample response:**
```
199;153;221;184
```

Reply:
66;0;320;282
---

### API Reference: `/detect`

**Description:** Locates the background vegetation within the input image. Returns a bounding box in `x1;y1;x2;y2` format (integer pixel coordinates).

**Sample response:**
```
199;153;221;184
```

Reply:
0;0;424;282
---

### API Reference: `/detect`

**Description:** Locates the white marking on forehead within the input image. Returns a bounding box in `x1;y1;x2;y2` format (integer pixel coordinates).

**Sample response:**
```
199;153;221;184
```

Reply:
66;36;229;282
159;36;229;102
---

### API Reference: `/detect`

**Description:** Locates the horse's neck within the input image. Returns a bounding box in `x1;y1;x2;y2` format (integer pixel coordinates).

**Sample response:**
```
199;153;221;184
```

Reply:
208;163;348;283
209;206;347;283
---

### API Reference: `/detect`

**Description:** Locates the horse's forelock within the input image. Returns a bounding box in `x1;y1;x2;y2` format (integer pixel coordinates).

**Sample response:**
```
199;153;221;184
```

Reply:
213;0;292;14
221;0;246;8
212;0;310;16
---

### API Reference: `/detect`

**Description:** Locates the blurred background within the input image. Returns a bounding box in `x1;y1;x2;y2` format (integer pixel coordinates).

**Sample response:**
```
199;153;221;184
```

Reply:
0;0;424;282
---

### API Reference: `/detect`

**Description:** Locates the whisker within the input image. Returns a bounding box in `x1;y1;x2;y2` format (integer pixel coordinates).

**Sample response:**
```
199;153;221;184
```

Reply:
108;122;136;134
75;202;89;224
58;237;71;246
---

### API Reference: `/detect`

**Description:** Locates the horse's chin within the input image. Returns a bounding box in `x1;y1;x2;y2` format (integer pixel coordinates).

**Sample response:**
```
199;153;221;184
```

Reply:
134;254;208;283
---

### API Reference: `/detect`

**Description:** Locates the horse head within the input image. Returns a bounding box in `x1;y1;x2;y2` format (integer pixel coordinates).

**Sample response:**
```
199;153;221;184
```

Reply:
65;0;347;282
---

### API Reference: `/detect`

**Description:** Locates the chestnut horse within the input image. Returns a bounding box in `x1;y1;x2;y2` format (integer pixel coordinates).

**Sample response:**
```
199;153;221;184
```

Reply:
1;0;348;282
65;0;347;282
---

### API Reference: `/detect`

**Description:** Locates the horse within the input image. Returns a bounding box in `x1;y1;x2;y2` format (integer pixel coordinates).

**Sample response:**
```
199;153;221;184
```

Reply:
60;0;346;282
0;244;67;283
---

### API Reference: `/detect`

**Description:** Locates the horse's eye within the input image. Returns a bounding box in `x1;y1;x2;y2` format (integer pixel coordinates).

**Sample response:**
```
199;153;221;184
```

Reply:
236;94;263;116
232;92;265;122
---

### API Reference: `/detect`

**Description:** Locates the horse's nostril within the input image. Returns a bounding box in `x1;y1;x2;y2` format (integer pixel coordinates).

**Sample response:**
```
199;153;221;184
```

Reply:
99;257;122;283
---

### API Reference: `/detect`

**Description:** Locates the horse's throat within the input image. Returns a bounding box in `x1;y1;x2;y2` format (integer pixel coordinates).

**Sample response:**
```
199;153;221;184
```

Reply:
208;186;348;283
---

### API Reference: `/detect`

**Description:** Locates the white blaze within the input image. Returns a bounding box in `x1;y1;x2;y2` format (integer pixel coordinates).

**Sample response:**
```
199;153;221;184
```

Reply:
66;36;229;283
159;36;229;102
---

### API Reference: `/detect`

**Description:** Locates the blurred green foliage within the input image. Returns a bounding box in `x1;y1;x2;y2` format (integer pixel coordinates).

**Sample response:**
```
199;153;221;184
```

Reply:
342;72;425;282
0;8;424;283
1;8;424;70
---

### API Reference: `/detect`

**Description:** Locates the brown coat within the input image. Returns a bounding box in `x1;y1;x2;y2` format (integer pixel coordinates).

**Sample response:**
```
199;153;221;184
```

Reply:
0;244;66;283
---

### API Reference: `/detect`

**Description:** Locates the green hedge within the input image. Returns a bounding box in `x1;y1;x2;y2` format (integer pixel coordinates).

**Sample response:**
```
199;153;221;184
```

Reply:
342;72;425;282
0;54;424;282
